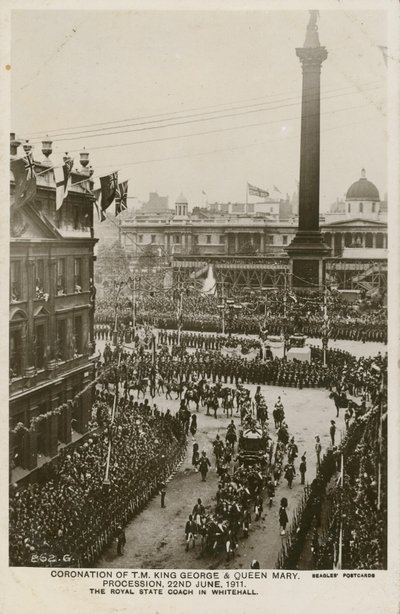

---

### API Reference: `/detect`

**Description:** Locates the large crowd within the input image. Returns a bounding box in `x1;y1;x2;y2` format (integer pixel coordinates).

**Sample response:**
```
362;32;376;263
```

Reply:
313;397;387;570
94;286;387;342
9;378;186;567
10;295;387;568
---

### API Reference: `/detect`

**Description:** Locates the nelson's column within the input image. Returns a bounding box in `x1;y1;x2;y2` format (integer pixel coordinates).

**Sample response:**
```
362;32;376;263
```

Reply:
287;11;331;287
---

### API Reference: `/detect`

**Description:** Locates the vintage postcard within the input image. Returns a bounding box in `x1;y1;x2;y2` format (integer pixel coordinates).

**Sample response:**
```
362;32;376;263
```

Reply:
1;1;399;613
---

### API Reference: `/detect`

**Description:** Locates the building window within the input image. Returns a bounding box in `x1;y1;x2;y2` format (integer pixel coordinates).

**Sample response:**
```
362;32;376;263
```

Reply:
151;235;156;244
266;235;274;245
282;235;288;245
348;202;351;213
35;259;46;298
10;328;23;377
34;323;46;370
174;235;180;244
138;235;143;243
372;202;376;213
74;258;82;292
219;235;225;244
73;315;83;355
56;259;66;295
56;319;67;361
359;202;363;213
206;235;211;244
10;261;22;302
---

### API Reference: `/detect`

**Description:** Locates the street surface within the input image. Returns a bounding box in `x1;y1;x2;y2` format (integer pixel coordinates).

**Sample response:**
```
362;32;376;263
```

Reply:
96;381;345;569
94;336;385;569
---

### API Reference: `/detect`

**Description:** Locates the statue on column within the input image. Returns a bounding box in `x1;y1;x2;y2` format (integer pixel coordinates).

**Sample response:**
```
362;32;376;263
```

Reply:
304;10;321;47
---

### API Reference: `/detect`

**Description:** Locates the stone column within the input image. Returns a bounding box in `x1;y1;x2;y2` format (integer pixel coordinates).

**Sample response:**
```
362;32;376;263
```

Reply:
286;12;330;287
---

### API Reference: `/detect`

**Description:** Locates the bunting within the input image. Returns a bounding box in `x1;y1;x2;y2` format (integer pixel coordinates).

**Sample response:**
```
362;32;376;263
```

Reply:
10;153;37;210
100;171;118;221
115;180;128;216
54;157;74;210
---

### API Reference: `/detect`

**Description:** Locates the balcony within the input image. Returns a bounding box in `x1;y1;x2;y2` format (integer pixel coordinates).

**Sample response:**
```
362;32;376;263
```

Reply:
9;353;94;398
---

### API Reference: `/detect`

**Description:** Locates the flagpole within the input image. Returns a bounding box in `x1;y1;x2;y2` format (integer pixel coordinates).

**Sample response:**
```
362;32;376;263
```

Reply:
246;183;248;215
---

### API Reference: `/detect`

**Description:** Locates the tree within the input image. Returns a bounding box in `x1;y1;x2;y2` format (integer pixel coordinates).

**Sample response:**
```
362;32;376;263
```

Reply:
96;241;130;284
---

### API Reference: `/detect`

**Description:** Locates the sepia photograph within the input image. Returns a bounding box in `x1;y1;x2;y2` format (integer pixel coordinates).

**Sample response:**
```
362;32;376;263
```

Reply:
7;3;395;587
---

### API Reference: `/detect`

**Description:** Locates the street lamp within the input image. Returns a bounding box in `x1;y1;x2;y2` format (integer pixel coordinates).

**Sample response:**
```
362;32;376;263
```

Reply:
112;280;124;346
127;272;141;337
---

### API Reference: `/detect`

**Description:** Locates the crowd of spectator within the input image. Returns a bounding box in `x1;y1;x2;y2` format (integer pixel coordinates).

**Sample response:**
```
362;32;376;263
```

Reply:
94;287;387;343
9;388;186;567
314;400;387;570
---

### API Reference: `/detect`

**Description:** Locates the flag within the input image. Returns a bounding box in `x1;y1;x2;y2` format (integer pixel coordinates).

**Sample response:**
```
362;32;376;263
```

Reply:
100;171;118;221
273;185;282;193
10;153;37;210
115;180;128;216
287;290;297;303
54;157;74;210
247;182;269;198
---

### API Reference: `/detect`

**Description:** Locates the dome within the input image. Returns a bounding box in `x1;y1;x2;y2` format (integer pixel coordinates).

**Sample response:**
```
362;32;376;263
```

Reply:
346;169;380;201
175;193;188;206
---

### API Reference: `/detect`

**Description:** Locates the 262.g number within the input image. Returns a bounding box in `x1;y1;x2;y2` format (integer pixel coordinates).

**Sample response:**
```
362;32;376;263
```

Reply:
31;554;71;563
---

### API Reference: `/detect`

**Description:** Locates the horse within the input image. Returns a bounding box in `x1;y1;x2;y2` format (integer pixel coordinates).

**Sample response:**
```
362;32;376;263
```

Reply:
185;388;200;411
129;378;147;399
226;427;237;450
329;391;349;418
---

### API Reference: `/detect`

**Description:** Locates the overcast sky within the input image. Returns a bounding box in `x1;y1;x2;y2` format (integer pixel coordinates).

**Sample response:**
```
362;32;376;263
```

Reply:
11;9;387;210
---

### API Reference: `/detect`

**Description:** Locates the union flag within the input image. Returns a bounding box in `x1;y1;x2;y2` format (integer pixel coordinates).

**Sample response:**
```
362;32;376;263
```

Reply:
10;153;37;210
100;171;118;221
115;180;128;216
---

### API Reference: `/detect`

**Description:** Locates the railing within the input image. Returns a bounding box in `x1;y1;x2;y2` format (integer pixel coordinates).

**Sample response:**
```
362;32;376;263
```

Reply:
9;353;93;397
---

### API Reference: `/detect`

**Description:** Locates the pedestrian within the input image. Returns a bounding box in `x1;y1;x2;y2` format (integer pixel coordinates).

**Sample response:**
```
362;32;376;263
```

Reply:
284;462;295;489
279;504;289;536
192;442;200;469
299;454;307;485
116;525;126;556
315;435;322;469
198;451;211;482
190;414;197;438
159;480;166;508
192;498;205;528
267;478;275;508
185;514;197;551
330;420;336;446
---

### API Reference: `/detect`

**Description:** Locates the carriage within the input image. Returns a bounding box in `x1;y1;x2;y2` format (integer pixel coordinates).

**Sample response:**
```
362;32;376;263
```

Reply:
238;418;269;471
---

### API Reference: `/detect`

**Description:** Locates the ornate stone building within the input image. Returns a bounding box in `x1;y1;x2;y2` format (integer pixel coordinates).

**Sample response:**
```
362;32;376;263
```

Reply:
9;136;97;475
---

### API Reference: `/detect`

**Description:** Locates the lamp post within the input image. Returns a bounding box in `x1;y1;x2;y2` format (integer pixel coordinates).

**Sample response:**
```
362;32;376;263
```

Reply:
103;348;122;486
127;272;141;337
112;280;124;346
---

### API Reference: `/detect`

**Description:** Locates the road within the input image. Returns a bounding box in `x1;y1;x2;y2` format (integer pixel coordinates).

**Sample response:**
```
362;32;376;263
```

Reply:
96;381;345;569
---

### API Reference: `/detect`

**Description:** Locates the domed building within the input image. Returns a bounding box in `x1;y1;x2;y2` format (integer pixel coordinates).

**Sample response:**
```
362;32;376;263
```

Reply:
345;168;380;219
322;168;387;257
